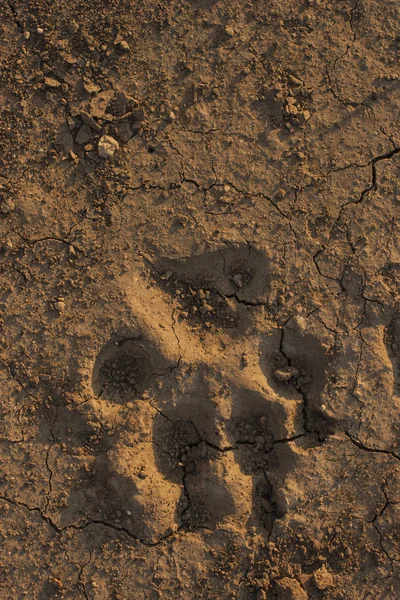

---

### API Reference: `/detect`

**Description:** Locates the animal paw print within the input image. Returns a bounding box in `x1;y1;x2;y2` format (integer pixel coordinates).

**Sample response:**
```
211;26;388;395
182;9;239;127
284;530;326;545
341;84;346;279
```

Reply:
48;246;335;543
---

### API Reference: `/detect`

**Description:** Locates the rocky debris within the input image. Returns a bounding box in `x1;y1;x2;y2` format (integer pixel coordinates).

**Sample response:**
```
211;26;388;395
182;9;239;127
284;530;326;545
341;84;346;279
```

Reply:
312;565;333;590
232;273;244;287
44;76;62;89
1;197;15;214
56;127;74;153
288;75;303;87
116;122;133;142
118;40;130;51
275;577;308;600
98;135;119;158
80;111;102;132
200;303;213;315
132;107;145;122
274;366;299;382
54;297;66;312
299;110;311;124
283;97;310;125
69;150;79;161
90;89;115;119
224;297;237;317
114;91;135;117
82;80;101;94
49;577;63;590
271;74;313;131
75;124;92;145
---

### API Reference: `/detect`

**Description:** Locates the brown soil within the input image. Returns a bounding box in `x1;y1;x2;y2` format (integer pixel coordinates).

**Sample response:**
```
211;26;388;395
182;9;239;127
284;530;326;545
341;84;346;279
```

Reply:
1;0;400;598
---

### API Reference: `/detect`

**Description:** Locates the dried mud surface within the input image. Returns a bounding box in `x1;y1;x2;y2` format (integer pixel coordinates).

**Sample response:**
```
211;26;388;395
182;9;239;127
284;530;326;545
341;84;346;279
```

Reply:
1;1;400;598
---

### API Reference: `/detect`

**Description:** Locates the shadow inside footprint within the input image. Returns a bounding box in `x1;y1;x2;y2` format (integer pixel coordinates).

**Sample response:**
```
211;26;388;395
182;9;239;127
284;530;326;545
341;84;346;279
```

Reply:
279;323;335;438
180;447;237;528
228;389;290;530
152;381;236;529
152;415;200;486
259;325;337;440
153;243;272;331
92;336;168;403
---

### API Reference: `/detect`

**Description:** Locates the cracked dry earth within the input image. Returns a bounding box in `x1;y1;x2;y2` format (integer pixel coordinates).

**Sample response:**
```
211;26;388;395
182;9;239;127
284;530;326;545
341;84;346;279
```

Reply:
2;1;400;600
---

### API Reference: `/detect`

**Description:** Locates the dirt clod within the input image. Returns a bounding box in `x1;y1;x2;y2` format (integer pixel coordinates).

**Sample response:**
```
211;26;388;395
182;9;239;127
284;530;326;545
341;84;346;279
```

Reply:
274;366;299;382
275;578;308;600
98;135;119;158
312;565;334;590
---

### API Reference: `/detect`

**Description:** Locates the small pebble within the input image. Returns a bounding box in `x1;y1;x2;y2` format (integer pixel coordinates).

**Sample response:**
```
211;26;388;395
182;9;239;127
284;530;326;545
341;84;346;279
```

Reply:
118;40;130;51
288;74;303;86
274;366;299;382
200;304;213;315
98;135;119;158
54;298;65;312
232;274;243;287
44;76;61;88
2;198;15;213
49;577;63;590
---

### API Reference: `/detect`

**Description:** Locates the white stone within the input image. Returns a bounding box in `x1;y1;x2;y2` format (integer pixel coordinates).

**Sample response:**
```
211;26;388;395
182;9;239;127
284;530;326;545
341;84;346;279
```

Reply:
98;135;119;159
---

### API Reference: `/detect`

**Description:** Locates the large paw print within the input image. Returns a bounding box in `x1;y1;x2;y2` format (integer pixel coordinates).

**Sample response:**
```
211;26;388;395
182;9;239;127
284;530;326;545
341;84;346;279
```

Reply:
71;246;338;541
46;245;336;543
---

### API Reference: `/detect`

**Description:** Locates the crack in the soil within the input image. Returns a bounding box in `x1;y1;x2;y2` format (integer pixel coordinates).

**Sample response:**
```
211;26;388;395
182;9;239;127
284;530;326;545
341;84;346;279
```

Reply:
278;326;312;437
342;146;400;210
349;0;360;41
367;478;400;570
312;145;400;287
0;493;182;547
235;555;253;599
345;431;400;462
78;551;92;600
171;307;183;353
6;0;23;32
